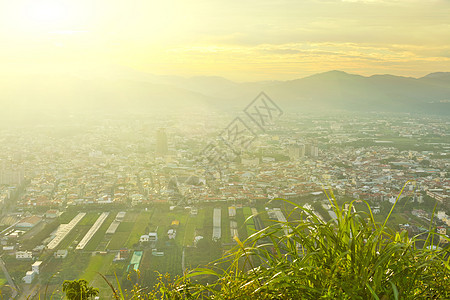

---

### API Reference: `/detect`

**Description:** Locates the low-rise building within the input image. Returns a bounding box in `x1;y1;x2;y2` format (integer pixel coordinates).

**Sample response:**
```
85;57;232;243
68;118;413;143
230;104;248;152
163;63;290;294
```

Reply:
23;270;36;284
16;216;42;229
32;261;42;274
54;249;68;259
16;251;33;260
140;234;149;243
45;210;59;218
149;232;158;242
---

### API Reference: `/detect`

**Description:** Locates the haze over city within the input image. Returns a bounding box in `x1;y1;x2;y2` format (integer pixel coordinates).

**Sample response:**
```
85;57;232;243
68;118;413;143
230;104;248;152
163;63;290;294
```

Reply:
0;0;448;299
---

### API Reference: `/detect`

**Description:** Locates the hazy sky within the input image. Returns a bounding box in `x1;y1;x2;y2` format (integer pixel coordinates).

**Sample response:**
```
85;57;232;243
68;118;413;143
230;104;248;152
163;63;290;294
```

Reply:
1;0;449;81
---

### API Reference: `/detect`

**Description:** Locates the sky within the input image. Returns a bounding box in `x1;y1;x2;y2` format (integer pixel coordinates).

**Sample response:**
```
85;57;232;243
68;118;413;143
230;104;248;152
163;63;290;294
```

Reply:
0;0;449;81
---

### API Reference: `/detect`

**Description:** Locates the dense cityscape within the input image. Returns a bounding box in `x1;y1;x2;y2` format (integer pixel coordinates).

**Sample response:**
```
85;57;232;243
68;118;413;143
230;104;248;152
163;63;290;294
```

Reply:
0;109;448;298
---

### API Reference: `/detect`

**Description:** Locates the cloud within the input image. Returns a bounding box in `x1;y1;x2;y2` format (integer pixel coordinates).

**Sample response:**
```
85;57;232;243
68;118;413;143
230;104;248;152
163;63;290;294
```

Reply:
161;42;450;80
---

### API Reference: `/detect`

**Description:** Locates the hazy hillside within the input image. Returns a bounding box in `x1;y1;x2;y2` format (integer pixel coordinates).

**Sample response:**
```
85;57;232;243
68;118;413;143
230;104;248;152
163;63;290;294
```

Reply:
1;70;449;118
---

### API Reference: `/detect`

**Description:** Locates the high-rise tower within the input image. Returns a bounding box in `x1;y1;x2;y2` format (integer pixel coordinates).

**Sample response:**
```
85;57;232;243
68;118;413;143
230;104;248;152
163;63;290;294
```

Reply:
155;128;168;156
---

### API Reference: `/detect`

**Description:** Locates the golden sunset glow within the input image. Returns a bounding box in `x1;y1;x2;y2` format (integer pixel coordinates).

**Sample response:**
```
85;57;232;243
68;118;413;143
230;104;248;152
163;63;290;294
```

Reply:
0;0;449;80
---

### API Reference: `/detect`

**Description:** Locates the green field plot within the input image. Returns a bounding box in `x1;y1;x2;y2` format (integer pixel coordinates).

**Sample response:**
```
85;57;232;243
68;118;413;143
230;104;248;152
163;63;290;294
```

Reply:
42;252;91;282
256;209;273;229
59;211;78;223
80;253;115;282
185;238;223;271
148;206;190;246
221;207;231;243
78;253;116;298
78;213;101;226
381;212;410;228
125;210;153;248
235;208;248;241
167;210;189;245
183;208;206;246
106;218;139;251
139;245;182;289
2;255;33;281
116;222;134;232
242;207;256;238
123;211;140;222
246;223;256;237
0;273;6;287
108;232;131;250
20;219;60;249
202;206;214;239
353;202;373;214
243;207;253;220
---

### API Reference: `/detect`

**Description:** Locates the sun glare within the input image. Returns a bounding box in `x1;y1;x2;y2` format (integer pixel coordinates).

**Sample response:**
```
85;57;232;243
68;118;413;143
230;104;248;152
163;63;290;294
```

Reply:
6;0;87;34
27;2;67;24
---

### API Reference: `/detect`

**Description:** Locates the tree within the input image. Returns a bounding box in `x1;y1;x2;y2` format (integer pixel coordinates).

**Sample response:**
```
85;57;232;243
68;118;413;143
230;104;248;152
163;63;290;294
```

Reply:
62;279;99;300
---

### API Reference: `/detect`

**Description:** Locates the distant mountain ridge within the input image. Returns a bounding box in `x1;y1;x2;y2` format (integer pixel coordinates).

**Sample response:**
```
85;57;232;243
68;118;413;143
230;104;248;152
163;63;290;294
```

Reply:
1;70;449;116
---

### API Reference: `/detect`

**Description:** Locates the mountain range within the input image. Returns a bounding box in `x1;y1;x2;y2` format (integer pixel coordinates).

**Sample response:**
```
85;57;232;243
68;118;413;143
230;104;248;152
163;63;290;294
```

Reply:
1;69;449;117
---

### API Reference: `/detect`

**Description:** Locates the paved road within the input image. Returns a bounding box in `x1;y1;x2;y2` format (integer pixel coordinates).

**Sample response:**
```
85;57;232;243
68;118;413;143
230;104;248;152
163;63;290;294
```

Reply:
182;248;186;272
0;256;19;299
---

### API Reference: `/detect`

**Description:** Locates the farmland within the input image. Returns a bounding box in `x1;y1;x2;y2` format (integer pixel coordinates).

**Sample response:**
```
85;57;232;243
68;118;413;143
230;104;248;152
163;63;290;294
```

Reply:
7;202;300;299
0;272;6;287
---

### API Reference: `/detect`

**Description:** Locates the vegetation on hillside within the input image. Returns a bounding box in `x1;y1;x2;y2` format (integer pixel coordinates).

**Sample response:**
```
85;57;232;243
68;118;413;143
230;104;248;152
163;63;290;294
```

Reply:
59;184;449;299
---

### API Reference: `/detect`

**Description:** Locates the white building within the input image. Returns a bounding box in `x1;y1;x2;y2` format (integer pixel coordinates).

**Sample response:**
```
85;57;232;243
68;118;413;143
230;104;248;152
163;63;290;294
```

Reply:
140;235;149;243
54;250;68;259
23;270;36;284
168;229;176;239
32;261;42;274
16;251;33;260
131;194;144;206
149;232;158;242
212;208;221;240
437;211;447;221
3;246;14;252
116;211;126;221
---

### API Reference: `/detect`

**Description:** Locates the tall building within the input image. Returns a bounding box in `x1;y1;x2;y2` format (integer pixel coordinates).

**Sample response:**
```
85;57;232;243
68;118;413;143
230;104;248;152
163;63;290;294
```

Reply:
0;163;24;185
305;143;319;158
155;128;168;156
288;143;305;160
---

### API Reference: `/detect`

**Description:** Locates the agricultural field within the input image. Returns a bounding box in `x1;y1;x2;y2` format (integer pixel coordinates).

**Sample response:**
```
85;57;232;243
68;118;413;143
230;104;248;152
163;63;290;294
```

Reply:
221;207;231;244
235;207;248;241
139;244;182;289
243;207;256;237
108;222;134;250
0;272;6;287
59;211;79;223
2;255;32;282
124;210;154;248
55;212;99;250
182;208;206;246
20;219;60;250
13;204;264;297
79;253;116;296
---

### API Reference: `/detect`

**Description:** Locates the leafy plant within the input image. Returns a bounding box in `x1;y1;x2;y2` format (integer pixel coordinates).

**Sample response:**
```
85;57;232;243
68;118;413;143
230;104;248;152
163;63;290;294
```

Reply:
62;279;99;300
